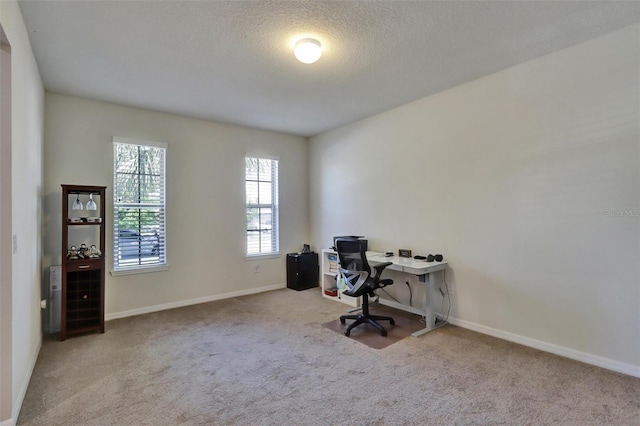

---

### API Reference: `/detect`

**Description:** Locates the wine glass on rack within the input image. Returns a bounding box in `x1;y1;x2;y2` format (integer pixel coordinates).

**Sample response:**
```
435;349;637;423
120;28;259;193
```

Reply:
87;193;97;211
72;194;83;210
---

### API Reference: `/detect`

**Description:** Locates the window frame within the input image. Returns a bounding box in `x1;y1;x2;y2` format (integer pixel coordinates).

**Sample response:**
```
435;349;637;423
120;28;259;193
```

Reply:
245;155;280;258
111;136;168;275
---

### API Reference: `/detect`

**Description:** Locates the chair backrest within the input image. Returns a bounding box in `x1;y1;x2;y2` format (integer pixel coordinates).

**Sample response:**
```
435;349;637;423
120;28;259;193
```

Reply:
335;238;371;276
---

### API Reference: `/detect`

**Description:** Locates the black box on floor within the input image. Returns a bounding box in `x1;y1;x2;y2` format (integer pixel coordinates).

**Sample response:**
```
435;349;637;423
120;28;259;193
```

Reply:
286;252;319;291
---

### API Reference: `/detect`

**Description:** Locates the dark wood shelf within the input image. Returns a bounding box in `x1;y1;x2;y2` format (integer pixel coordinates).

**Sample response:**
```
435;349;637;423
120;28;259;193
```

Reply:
65;258;104;271
61;184;106;341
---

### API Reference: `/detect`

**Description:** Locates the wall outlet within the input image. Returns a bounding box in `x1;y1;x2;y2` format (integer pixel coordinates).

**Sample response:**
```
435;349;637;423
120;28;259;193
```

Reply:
254;263;260;273
12;234;17;254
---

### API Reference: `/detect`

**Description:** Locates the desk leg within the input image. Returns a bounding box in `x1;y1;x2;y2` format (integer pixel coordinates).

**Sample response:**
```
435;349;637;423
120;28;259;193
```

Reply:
411;271;447;337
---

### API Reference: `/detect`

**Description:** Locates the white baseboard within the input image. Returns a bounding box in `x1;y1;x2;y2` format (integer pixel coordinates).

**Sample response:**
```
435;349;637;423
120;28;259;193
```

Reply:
105;283;286;321
448;316;640;378
12;337;42;424
0;419;14;426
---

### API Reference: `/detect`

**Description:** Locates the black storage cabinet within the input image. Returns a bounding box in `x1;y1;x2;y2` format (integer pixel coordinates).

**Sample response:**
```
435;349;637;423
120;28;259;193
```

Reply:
287;252;319;291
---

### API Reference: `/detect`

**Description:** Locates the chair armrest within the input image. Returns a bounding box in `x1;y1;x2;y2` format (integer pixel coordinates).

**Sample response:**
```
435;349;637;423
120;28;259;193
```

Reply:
372;262;392;279
378;278;393;288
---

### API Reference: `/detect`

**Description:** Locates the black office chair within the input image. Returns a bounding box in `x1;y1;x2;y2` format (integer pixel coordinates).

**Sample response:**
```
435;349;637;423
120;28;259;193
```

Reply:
335;238;395;337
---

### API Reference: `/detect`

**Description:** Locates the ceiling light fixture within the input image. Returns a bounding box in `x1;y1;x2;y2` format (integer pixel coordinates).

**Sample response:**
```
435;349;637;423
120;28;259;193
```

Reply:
294;38;322;64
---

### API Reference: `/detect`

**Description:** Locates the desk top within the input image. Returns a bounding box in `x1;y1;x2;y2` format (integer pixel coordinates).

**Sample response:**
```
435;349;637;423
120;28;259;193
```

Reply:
323;249;447;276
367;252;448;275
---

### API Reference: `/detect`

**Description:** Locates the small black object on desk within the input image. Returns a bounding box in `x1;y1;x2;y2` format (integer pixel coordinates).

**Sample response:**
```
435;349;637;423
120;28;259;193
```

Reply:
413;254;443;262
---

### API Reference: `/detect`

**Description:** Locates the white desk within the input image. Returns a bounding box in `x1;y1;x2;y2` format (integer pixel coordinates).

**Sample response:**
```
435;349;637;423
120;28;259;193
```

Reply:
360;252;449;337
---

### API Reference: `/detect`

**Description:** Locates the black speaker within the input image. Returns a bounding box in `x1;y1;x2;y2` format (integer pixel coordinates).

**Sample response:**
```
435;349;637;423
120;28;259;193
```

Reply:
286;252;319;291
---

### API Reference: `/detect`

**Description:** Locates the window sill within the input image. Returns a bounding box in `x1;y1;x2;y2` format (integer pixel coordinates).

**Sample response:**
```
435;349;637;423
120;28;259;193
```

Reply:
110;264;170;277
245;253;281;261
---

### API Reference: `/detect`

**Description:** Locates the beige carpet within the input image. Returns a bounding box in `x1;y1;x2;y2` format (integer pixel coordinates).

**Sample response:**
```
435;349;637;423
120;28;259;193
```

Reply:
322;304;428;349
18;288;640;425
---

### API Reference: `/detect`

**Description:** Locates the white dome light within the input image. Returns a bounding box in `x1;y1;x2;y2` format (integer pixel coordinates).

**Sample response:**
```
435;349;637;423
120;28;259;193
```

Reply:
294;38;322;64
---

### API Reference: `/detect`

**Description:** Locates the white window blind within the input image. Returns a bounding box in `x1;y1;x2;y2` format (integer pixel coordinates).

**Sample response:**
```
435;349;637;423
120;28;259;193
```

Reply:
113;137;166;271
245;156;279;256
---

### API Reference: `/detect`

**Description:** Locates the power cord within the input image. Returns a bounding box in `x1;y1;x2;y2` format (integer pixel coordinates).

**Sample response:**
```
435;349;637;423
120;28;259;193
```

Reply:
405;281;413;307
378;282;412;306
419;270;452;325
378;287;401;304
376;273;451;324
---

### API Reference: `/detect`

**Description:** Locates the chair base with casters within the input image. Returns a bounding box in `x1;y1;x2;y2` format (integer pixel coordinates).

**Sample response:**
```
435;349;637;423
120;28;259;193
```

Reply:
340;292;395;336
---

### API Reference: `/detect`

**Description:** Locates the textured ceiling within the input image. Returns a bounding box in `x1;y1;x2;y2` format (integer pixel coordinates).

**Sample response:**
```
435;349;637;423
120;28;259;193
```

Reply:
17;1;640;137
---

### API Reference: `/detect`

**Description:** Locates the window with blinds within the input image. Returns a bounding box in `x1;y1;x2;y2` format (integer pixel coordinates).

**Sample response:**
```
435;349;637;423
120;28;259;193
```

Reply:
245;156;279;256
113;137;166;271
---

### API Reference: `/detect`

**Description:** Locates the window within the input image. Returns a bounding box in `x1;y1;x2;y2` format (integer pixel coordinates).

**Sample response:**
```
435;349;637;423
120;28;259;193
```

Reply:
113;137;166;272
245;156;279;256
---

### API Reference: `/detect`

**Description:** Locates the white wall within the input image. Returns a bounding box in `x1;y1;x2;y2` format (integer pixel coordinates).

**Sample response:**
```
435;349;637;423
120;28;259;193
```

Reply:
0;0;45;423
43;94;309;318
310;24;640;375
0;24;12;426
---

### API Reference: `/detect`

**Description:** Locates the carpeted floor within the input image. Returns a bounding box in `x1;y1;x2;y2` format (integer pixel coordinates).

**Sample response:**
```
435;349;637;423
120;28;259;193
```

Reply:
322;303;428;349
18;288;640;425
